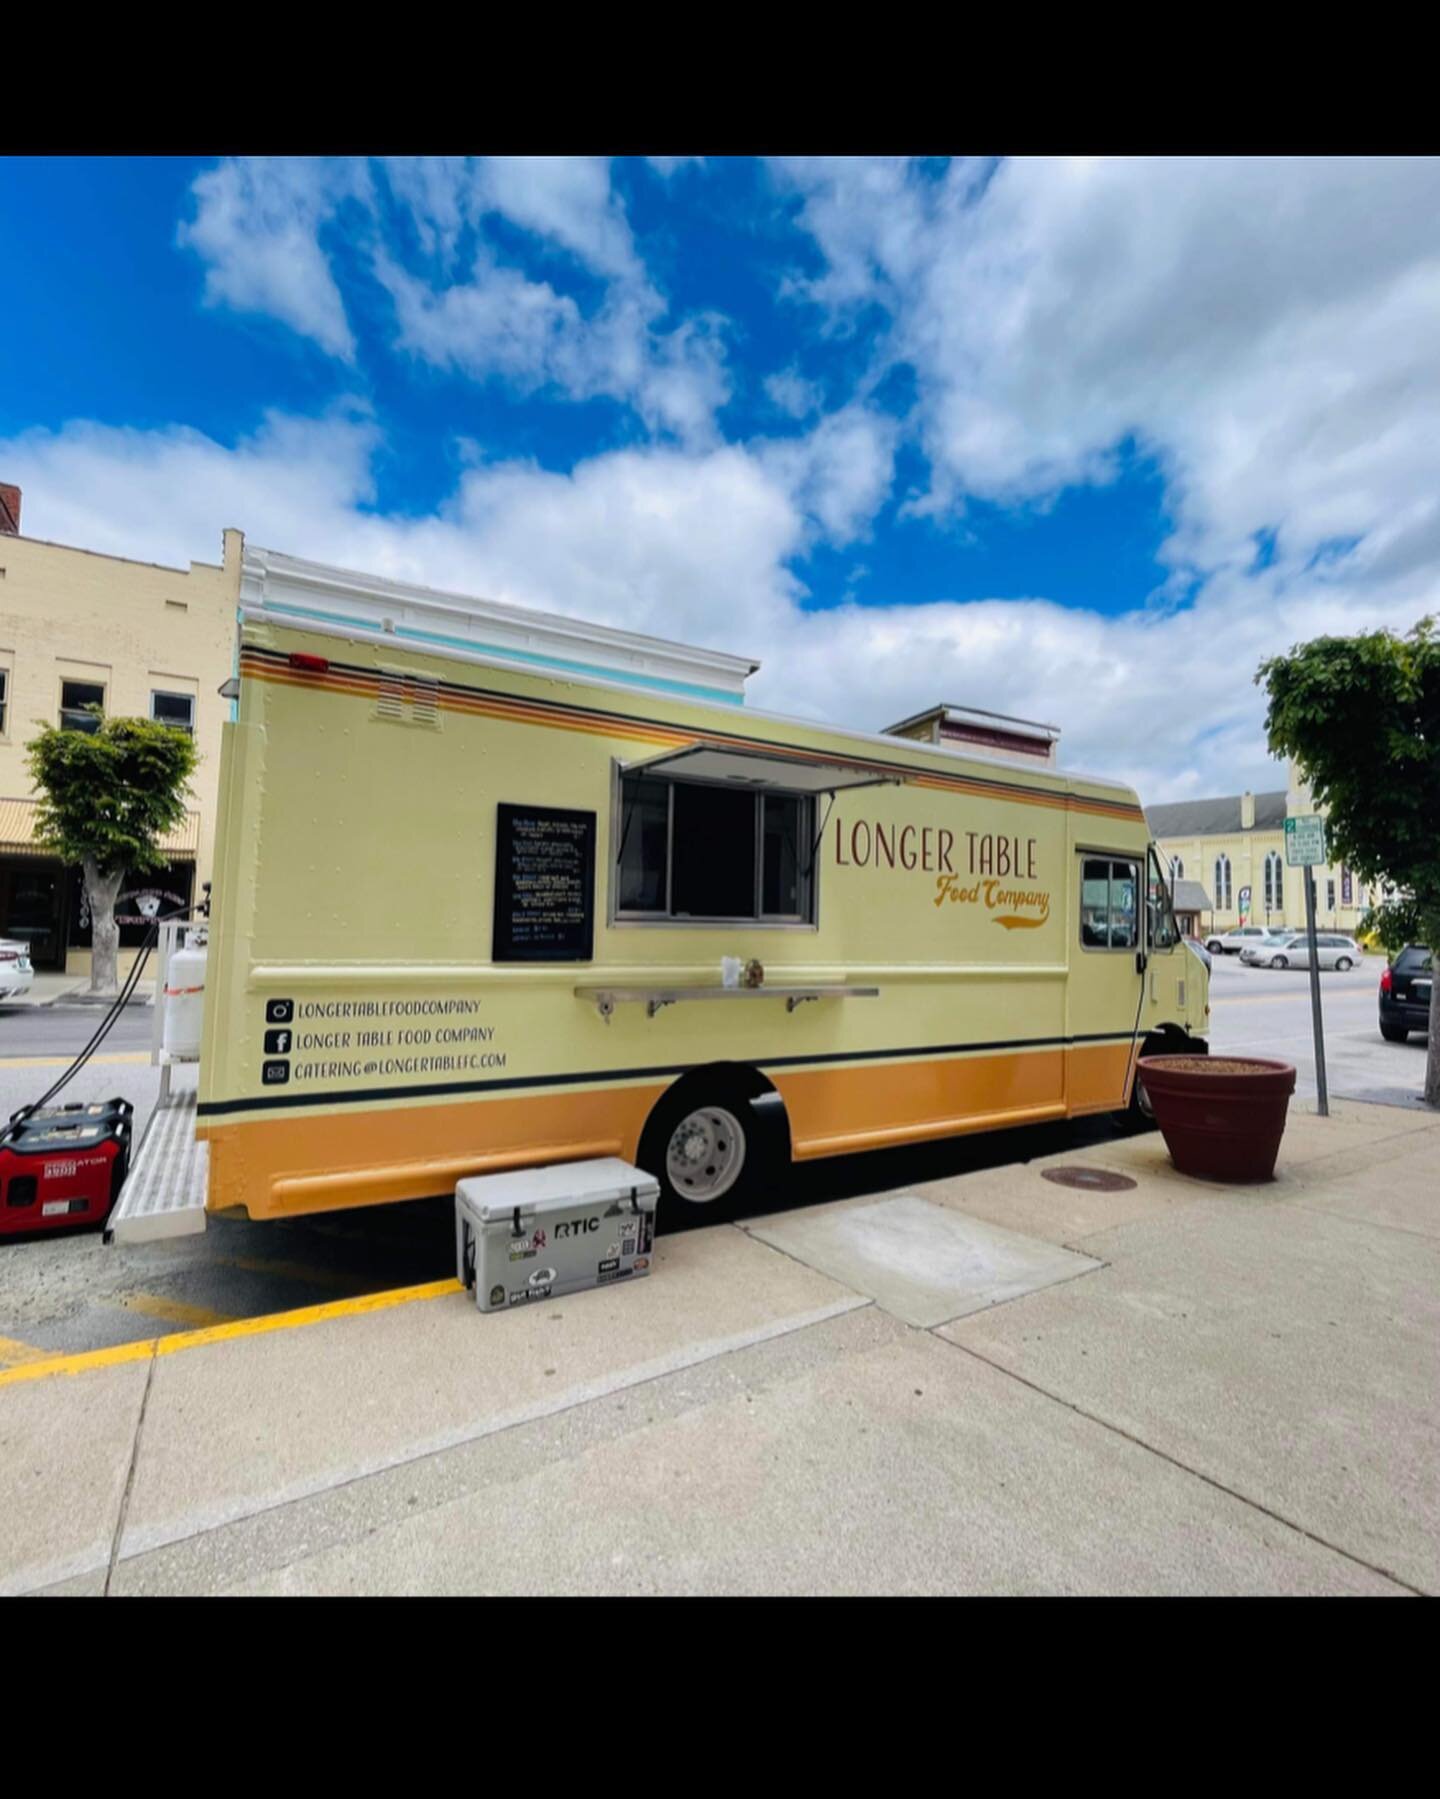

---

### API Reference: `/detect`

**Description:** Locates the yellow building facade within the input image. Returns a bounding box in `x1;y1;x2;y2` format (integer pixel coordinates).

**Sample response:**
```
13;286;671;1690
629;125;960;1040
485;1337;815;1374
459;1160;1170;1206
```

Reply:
0;510;242;973
1148;770;1374;940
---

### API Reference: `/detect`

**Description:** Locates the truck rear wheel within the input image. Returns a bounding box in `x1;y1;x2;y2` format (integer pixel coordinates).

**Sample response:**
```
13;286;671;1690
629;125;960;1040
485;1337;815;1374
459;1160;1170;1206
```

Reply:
638;1080;780;1226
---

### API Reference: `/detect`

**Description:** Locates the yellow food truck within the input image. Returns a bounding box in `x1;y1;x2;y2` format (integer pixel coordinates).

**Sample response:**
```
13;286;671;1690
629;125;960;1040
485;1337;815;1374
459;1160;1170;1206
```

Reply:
174;583;1208;1229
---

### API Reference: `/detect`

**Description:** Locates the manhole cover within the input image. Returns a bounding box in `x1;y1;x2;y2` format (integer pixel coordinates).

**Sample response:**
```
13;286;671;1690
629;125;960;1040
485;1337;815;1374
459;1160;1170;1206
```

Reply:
1041;1165;1138;1192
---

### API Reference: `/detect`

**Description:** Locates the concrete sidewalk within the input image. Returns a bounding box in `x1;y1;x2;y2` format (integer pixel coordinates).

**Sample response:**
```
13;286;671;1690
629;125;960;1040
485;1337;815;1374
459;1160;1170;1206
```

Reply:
2;1099;1436;1596
1;971;154;1010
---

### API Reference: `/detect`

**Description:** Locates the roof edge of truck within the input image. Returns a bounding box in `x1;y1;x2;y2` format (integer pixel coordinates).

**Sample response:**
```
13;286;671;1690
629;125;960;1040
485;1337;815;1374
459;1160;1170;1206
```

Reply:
237;605;1144;812
240;544;762;682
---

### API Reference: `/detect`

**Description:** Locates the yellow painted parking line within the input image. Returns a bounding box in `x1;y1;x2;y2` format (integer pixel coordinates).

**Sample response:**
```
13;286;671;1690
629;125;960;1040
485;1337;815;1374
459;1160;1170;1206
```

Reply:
0;1277;463;1389
118;1293;238;1330
0;1333;56;1368
0;1051;151;1069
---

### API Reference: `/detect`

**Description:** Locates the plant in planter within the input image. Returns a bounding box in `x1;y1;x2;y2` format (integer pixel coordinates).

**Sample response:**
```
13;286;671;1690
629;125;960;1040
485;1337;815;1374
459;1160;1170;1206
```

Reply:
1137;1055;1297;1182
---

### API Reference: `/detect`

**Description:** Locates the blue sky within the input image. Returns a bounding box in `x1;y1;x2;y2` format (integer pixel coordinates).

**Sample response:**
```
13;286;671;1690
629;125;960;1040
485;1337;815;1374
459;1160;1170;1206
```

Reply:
3;155;1437;799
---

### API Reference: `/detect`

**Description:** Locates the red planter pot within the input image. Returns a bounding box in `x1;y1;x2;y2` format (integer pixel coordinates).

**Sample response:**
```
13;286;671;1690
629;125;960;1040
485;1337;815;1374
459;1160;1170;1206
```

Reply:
1137;1055;1297;1183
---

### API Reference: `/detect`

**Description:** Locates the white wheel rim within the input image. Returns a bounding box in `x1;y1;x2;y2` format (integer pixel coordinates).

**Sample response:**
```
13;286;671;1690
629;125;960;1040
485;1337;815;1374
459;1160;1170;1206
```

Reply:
666;1105;746;1203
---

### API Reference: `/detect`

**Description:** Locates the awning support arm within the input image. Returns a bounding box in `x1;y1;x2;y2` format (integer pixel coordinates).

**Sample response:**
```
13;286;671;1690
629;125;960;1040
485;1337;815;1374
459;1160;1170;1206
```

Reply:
806;791;838;881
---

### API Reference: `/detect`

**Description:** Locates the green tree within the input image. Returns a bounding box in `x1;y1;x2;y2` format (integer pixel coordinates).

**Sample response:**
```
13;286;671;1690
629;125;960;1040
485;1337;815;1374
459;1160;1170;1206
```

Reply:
1359;894;1424;959
1257;617;1440;1105
26;713;198;997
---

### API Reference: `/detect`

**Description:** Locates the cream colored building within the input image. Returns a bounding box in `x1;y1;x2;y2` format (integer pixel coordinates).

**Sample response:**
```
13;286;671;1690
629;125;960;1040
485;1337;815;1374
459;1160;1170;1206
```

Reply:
0;497;241;975
1148;768;1375;940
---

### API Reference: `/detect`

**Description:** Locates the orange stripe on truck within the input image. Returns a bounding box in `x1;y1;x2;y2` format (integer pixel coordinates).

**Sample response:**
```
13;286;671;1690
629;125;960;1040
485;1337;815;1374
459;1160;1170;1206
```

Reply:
199;1042;1132;1220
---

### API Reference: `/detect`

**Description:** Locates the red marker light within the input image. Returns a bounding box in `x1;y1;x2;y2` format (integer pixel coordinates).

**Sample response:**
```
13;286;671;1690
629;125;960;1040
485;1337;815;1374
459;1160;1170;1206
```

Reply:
1379;966;1392;994
287;653;330;674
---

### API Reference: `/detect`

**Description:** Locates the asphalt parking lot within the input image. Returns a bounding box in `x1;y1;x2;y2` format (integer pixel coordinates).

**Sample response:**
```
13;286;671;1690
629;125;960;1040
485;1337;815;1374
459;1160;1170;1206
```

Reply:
1206;948;1430;1109
0;951;1430;1372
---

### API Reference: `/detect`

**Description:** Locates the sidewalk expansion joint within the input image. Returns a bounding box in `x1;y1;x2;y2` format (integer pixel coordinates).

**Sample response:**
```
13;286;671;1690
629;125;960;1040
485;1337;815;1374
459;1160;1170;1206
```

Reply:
105;1350;157;1598
933;1333;1426;1597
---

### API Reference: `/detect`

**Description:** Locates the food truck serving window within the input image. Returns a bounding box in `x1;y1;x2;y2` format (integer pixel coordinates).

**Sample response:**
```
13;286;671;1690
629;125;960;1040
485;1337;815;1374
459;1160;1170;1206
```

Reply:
1081;857;1140;950
616;773;814;924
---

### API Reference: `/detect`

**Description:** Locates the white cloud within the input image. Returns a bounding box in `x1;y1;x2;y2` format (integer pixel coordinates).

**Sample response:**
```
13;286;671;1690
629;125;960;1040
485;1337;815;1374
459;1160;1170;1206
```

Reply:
774;155;1440;584
764;368;824;419
646;157;706;180
178;158;370;361
377;252;729;446
182;156;730;445
10;405;1430;806
756;405;899;544
475;157;643;285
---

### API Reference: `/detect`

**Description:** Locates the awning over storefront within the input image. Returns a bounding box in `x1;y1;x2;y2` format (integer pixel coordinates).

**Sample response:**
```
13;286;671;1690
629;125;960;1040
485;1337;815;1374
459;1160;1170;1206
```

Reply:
0;797;200;859
623;743;904;795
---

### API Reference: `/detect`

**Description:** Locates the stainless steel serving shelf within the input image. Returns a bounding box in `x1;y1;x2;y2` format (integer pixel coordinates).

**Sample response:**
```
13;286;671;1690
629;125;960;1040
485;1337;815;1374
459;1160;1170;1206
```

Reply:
574;983;881;1020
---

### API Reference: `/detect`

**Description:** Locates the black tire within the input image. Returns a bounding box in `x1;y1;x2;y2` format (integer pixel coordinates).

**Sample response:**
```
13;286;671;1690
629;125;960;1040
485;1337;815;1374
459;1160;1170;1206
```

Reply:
1205;939;1223;954
1336;956;1353;971
637;1081;779;1226
1271;955;1288;969
1380;1022;1410;1043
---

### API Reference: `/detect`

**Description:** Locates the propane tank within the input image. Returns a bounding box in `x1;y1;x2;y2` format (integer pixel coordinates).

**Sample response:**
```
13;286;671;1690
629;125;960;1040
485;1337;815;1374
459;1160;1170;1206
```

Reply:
162;930;208;1060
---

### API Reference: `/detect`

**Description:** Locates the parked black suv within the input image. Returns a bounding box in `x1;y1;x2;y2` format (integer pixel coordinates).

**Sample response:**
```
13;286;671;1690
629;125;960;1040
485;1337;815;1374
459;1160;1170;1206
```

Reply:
1378;945;1433;1043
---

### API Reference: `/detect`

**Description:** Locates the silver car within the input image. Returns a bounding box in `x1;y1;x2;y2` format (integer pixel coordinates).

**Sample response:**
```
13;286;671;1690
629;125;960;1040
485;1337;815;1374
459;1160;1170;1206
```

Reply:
1256;933;1362;971
1233;928;1298;963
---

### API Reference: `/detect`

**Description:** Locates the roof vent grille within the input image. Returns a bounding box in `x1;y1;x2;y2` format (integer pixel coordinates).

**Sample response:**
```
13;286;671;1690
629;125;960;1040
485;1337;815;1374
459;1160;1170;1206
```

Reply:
374;669;441;729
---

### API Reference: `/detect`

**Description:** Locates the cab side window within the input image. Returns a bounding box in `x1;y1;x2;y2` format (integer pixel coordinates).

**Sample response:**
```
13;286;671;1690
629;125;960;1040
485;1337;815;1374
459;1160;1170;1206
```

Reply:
1082;857;1140;949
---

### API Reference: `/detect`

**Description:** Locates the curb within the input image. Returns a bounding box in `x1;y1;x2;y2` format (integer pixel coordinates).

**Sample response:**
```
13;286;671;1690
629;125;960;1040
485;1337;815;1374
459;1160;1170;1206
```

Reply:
52;994;153;1010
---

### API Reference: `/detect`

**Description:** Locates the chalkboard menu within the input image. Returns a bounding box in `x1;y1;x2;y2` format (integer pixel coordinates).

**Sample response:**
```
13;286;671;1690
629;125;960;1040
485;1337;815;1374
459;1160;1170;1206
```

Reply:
493;803;597;962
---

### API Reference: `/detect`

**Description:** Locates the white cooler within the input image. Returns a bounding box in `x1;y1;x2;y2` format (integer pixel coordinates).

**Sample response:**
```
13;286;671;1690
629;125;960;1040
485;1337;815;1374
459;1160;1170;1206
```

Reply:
456;1157;660;1313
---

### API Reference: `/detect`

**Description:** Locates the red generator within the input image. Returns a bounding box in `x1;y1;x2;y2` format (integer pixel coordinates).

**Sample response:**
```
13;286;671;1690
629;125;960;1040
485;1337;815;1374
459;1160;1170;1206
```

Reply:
0;1099;134;1235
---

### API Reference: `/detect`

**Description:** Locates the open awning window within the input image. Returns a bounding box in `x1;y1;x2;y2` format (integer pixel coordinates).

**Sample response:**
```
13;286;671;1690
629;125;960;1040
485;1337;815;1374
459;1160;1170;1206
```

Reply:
624;742;904;795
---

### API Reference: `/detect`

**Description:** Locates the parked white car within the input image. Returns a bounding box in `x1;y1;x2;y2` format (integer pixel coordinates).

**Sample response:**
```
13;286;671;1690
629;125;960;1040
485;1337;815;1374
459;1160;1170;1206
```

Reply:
1208;925;1291;956
1247;933;1362;971
0;937;35;1002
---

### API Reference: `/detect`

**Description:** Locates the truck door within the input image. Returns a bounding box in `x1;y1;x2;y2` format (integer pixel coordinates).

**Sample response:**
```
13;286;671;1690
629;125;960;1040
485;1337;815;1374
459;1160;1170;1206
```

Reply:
1066;851;1144;1112
1140;845;1195;1039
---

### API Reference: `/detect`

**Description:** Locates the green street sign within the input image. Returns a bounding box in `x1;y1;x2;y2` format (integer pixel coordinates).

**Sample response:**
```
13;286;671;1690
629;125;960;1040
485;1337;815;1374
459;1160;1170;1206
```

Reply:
1285;814;1326;867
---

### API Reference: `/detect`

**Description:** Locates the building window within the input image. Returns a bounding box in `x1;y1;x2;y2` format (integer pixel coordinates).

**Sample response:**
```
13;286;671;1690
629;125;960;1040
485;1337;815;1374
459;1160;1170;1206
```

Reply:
0;668;7;735
60;678;105;733
1081;857;1140;950
1214;854;1232;911
151;690;195;735
1170;855;1184;881
1327;878;1336;911
615;773;813;924
1341;866;1353;906
1263;850;1283;914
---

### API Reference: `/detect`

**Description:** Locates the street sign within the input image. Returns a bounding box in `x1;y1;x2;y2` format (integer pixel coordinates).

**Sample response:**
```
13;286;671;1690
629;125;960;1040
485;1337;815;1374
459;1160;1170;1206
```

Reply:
1285;814;1326;867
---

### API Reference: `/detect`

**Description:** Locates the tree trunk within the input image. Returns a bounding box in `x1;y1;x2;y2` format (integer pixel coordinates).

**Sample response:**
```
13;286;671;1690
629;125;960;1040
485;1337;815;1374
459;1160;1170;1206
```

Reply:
83;860;125;997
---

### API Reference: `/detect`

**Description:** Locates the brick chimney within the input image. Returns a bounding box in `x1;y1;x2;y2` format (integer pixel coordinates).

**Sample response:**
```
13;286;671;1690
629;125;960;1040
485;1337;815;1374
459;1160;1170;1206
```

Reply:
0;483;19;536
